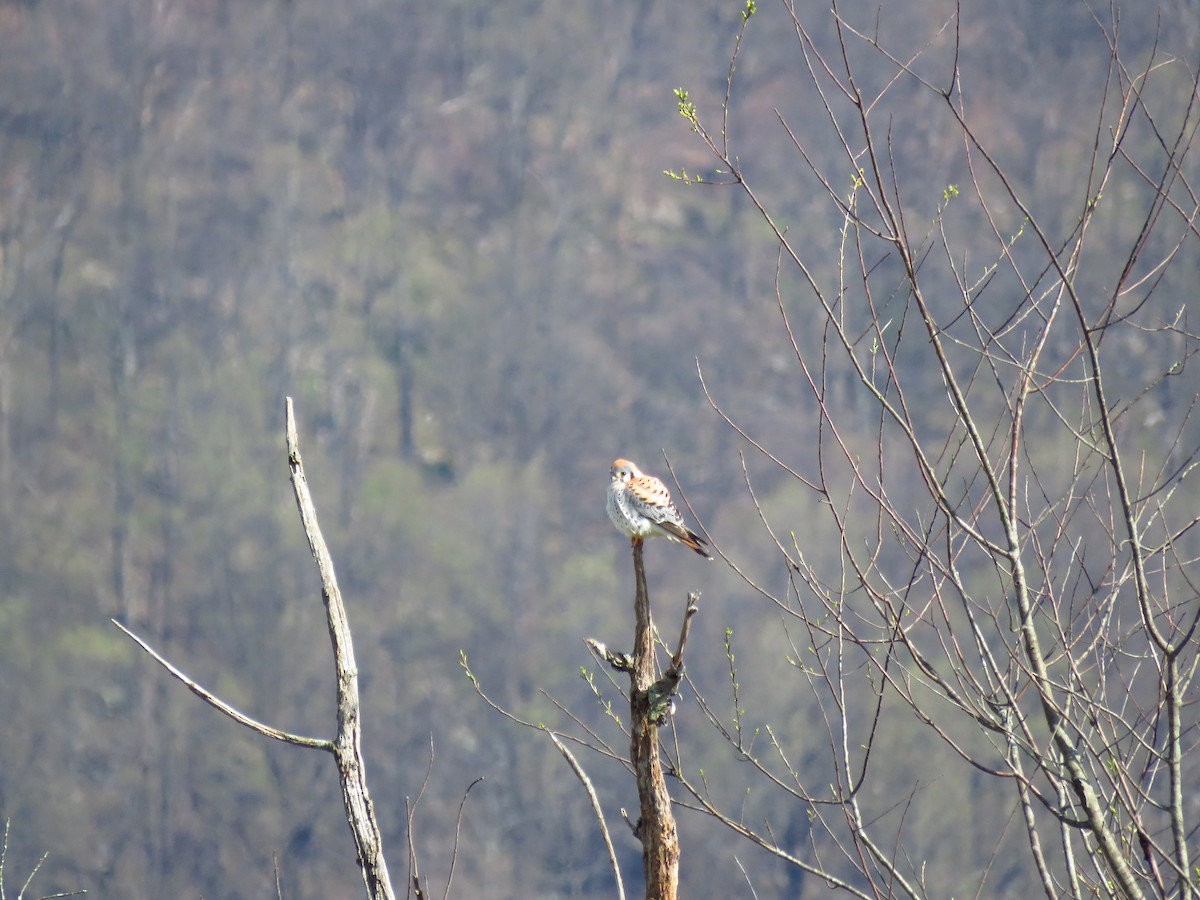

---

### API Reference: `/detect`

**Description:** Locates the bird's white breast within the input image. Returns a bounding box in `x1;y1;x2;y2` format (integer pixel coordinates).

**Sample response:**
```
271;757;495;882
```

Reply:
607;482;652;537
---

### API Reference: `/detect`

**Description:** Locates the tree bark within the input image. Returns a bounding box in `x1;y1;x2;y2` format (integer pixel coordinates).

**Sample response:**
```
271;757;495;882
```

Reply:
628;541;679;899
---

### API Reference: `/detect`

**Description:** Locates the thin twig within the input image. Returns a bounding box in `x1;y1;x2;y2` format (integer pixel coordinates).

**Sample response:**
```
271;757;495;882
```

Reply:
547;731;626;900
441;777;484;900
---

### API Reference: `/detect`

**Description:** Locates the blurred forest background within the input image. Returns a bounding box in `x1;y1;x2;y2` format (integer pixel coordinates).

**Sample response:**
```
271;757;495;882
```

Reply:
1;0;1198;897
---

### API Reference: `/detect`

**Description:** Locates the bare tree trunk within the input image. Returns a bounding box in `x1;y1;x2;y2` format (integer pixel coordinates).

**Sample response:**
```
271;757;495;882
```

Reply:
0;359;8;516
396;343;414;460
628;542;679;900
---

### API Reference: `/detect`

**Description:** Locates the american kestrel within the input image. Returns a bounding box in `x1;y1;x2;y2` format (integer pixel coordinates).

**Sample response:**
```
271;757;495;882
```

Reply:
607;458;711;558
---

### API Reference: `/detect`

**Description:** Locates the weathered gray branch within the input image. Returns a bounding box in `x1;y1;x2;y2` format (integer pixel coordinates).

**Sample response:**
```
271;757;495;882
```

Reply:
285;397;395;900
113;619;331;750
117;399;396;900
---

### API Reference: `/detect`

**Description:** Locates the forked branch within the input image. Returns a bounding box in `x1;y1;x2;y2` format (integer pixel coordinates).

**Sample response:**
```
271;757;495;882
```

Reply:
116;398;396;900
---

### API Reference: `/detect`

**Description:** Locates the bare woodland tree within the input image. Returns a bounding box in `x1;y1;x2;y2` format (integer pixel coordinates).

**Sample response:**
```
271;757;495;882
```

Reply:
655;1;1200;897
118;400;398;900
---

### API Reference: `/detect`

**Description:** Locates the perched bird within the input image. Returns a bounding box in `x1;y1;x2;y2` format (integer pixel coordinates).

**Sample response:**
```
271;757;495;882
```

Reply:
607;458;711;558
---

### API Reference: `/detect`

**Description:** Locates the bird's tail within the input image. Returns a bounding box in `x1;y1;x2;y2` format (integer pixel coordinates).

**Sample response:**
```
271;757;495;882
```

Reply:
683;532;713;560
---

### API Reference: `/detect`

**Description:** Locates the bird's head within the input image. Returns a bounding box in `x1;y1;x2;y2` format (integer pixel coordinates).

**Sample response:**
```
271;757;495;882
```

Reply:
610;459;639;483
